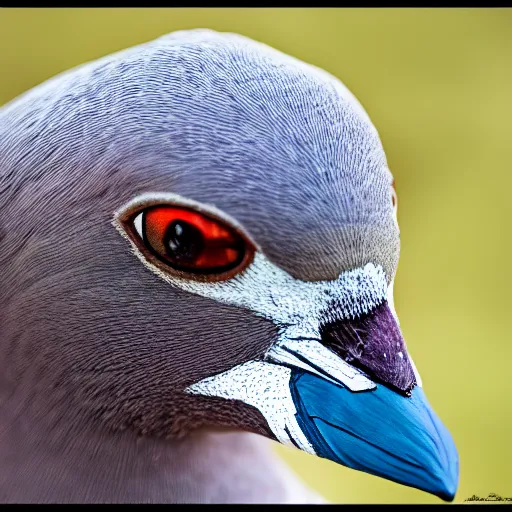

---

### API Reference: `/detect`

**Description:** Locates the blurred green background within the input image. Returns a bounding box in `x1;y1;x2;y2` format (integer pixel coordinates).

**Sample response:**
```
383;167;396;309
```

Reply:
1;8;510;504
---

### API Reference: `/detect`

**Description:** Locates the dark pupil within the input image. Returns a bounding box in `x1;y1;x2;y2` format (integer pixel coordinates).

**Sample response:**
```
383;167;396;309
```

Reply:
163;220;204;263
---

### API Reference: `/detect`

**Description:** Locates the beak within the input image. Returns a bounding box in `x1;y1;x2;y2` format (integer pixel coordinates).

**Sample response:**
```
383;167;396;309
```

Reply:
268;302;459;501
290;370;459;501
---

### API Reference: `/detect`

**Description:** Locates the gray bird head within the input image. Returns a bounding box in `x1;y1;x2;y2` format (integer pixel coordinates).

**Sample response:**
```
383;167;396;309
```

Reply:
0;29;458;501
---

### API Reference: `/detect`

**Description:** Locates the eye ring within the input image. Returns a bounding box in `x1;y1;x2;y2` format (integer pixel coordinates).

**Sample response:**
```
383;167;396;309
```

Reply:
117;199;255;283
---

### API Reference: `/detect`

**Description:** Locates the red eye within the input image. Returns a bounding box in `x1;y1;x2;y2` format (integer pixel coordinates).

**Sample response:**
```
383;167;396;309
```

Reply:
134;205;251;276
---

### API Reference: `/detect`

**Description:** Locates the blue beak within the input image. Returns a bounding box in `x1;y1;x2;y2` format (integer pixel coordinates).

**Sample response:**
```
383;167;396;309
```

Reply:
290;370;459;501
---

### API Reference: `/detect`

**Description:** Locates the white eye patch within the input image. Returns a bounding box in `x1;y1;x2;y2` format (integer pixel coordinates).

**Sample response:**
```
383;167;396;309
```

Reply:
113;193;389;332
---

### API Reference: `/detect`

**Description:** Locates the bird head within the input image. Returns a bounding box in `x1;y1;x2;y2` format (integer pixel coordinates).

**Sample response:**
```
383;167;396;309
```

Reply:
0;29;458;501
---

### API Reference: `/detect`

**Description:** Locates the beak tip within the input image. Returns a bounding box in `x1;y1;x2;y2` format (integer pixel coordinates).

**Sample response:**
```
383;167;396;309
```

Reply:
439;491;456;503
417;408;460;502
437;459;459;502
436;479;458;502
431;458;458;502
429;408;460;502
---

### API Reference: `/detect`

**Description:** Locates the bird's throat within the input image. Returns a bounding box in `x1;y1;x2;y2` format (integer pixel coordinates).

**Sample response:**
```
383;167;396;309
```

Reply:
0;401;318;503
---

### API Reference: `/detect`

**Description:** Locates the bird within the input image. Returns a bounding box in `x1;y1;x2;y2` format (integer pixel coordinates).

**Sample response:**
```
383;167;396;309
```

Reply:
0;29;459;503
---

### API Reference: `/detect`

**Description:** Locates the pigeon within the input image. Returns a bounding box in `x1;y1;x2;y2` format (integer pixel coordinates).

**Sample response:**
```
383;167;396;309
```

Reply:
0;29;459;503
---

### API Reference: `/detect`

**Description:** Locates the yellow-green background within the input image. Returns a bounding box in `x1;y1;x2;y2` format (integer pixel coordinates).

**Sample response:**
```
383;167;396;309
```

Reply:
1;8;510;504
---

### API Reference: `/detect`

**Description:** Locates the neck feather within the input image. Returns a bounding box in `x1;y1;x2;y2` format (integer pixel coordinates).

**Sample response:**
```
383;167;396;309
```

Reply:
0;396;321;503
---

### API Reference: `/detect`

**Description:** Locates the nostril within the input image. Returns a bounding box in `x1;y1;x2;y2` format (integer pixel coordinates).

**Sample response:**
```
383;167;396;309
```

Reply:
321;322;367;361
320;301;417;396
